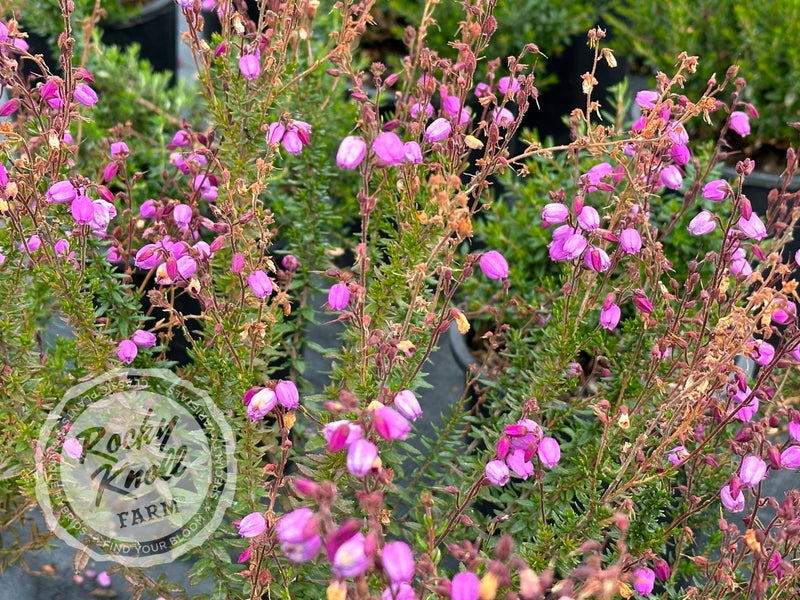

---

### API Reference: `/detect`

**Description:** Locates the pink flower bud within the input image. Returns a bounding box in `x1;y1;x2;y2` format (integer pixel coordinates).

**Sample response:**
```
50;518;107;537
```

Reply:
373;131;405;166
117;340;137;364
382;541;414;584
275;380;299;409
328;282;350;310
282;254;298;271
740;455;767;488
730;110;751;136
336;135;367;169
247;388;277;420
231;253;244;274
688;210;716;236
479;250;509;280
537;437;560;468
71;194;94;224
238;511;267;537
0;98;19;116
63;437;83;459
323;420;361;450
96;571;111;587
671;143;690;165
451;571;480;600
132;329;157;348
632;290;653;314
347;438;378;476
653;558;670;582
424;117;451;142
238;53;259;80
373;405;410;440
74;83;98;107
485;459;510;485
633;568;655;595
720;483;745;512
619;228;642;254
248;270;273;298
702;179;731;201
584;247;611;272
394;389;421;421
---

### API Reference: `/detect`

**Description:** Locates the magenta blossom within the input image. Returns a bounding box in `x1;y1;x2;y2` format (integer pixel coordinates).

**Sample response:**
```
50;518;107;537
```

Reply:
248;270;273;298
781;446;800;469
238;511;267;538
246;388;277;420
491;107;515;128
485;459;510;485
373;132;406;166
117;340;137;364
687;210;716;236
382;540;415;584
660;165;683;190
585;247;611;273
74;83;98;107
720;484;745;512
372;404;410;440
336;136;367;169
328;282;350;310
738;213;767;241
47;180;77;204
730;110;751;136
542;202;569;226
275;380;299;409
451;571;480;600
619;228;642;254
702;179;731;201
424;118;451;142
132;330;157;348
404;141;423;164
324;420;362;451
479;250;509;280
740;455;767;488
347;438;378;476
71;194;94;225
537;437;560;468
633;568;655;595
600;302;621;331
277;508;320;562
394;389;422;421
63;438;83;460
497;75;521;94
238;53;259;80
634;90;659;109
332;532;371;578
668;445;688;465
577;205;600;231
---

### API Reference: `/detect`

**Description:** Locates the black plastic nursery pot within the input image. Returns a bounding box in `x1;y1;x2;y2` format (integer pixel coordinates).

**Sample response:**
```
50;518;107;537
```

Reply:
21;0;177;82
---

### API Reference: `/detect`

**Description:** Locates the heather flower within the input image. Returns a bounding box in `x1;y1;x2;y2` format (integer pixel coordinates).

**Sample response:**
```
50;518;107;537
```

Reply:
74;83;98;107
451;571;480;600
720;484;745;512
479;250;509;280
117;340;137;364
485;459;510;485
277;508;319;562
323;420;362;450
110;141;129;157
170;129;191;147
282;254;299;271
403;141;423;164
0;98;18;116
549;229;587;262
583;162;614;192
731;385;759;422
47;180;76;204
600;301;621;331
670;143;690;165
541;203;569;226
577;205;600;231
336;136;367;169
633;568;655;595
702;179;731;201
266;122;286;145
347;438;378;476
584;247;611;272
653;558;670;582
332;532;370;578
63;438;83;460
740;455;767;488
372;404;411;440
140;199;158;219
659;165;683;189
54;239;70;255
491;107;514;128
373;132;405;166
506;449;534;479
275;380;299;409
634;90;658;109
328;283;350;310
394;389;422;421
96;571;111;587
790;420;800;441
497;76;521;94
132;330;157;348
667;122;689;145
474;82;491;97
619;228;642;254
71;194;94;224
238;511;267;537
730;110;751;136
410;101;434;119
382;583;417;600
781;446;800;469
173;203;192;228
632;290;653;314
382;541;415;584
687;210;716;236
424;118;451;142
730;247;752;277
238;53;259;80
751;339;774;366
246;388;277;421
282;129;303;154
90;199;117;236
738;213;767;240
668;445;688;465
537;437;560;468
248;270;273;298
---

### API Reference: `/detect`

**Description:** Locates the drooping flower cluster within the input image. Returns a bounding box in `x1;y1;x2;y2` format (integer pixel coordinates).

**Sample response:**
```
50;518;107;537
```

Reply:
485;418;560;485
